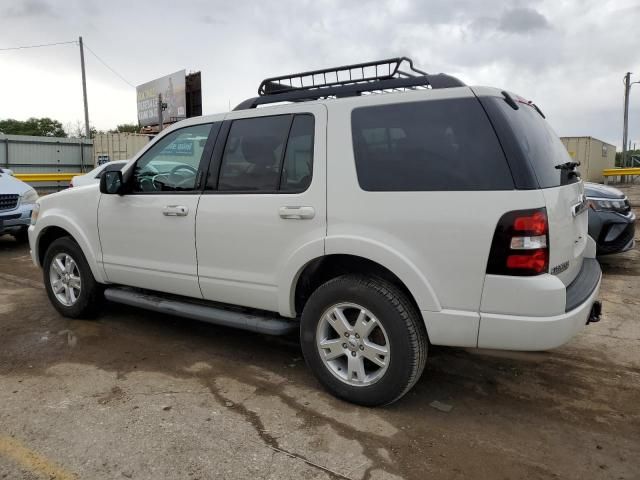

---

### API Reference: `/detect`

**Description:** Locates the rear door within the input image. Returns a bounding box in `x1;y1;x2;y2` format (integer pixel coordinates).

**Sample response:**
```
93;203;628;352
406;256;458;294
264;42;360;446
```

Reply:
195;104;327;313
477;90;589;285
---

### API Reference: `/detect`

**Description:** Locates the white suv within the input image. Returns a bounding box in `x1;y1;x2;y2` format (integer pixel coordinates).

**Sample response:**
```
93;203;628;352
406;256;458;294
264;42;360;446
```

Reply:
28;58;602;406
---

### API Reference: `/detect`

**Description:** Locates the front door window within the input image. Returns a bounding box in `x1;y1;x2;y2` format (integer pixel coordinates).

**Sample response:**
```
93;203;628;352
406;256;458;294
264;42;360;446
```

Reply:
133;123;213;192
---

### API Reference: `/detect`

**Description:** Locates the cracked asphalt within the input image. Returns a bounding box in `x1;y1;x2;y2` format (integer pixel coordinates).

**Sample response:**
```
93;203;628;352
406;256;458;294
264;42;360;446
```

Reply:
1;187;639;479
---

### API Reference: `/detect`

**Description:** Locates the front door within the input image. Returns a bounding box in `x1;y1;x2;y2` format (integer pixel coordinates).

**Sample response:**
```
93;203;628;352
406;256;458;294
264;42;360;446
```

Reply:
196;105;326;313
98;122;218;298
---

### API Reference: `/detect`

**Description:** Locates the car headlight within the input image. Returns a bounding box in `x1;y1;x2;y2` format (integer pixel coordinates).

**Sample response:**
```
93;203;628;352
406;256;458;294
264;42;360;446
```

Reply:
30;203;40;225
588;198;627;212
21;188;39;205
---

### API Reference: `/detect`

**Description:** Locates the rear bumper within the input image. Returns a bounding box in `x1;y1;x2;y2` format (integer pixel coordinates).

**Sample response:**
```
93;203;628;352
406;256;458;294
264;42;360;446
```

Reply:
477;259;602;351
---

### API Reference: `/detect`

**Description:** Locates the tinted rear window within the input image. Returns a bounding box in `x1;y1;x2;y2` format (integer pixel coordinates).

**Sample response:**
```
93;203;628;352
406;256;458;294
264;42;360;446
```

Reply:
488;98;574;188
351;97;514;191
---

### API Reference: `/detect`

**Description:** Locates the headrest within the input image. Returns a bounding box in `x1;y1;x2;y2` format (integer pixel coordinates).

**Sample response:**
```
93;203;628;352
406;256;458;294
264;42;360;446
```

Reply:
241;136;281;167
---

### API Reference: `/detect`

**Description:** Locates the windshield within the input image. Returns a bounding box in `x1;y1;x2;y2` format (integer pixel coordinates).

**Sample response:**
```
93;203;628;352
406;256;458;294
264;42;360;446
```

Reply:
490;98;575;188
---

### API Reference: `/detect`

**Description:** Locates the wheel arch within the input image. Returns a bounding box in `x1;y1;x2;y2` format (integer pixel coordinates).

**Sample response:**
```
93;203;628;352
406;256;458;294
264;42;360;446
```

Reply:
286;249;440;320
35;219;107;283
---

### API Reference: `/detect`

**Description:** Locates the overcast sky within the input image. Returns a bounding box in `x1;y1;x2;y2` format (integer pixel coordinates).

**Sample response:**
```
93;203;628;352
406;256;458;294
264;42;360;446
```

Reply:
0;0;639;148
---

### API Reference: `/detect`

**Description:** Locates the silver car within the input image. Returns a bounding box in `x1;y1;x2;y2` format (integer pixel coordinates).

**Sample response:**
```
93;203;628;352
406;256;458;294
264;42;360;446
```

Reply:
0;168;38;242
70;160;128;187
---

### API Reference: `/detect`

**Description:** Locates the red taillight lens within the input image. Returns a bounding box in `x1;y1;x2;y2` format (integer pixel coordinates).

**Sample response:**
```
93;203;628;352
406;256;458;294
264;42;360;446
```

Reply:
487;207;549;276
506;250;548;273
513;211;547;235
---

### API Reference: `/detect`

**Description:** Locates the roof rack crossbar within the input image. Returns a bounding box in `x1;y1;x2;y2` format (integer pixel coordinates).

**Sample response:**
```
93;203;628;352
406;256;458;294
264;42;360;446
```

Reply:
233;57;465;110
258;57;422;96
236;75;434;110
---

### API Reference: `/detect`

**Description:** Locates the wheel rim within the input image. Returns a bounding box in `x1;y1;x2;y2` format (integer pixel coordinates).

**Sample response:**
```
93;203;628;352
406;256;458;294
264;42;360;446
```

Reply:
316;302;390;387
49;253;81;307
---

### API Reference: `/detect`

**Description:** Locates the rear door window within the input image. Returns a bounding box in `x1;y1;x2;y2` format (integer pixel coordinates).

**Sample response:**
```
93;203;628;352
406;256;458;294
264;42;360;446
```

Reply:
216;114;315;193
218;116;291;192
281;114;314;192
351;97;514;191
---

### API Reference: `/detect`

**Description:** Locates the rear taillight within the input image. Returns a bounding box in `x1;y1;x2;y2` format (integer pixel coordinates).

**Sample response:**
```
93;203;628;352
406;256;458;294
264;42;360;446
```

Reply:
487;208;549;276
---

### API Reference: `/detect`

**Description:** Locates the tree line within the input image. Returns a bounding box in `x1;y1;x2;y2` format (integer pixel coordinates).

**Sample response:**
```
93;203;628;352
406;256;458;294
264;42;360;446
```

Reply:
0;117;140;138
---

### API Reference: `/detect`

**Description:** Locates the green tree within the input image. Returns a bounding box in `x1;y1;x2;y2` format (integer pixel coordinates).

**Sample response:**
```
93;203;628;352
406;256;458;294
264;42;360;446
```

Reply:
0;117;67;137
615;150;640;167
109;123;140;134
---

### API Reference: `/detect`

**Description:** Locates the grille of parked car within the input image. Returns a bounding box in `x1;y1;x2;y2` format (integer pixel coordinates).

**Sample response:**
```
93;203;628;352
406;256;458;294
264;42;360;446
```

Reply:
0;194;19;212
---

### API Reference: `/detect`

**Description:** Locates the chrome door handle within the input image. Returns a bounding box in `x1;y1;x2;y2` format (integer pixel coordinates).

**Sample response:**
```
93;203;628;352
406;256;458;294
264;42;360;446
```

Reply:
279;206;315;220
163;205;189;216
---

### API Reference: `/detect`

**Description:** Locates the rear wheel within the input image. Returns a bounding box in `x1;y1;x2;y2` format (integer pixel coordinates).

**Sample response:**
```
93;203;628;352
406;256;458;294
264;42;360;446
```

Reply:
300;275;427;406
43;237;103;318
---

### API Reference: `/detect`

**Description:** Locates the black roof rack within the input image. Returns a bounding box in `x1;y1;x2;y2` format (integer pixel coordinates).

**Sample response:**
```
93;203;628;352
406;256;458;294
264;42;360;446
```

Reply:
234;57;465;110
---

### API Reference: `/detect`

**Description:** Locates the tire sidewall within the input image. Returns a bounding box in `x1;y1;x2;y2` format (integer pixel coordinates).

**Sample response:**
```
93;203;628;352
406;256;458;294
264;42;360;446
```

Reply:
301;276;419;406
43;237;98;318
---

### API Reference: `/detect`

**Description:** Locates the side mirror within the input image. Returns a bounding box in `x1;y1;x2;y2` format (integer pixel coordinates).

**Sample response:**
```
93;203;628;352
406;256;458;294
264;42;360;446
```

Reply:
2;168;14;176
100;170;123;195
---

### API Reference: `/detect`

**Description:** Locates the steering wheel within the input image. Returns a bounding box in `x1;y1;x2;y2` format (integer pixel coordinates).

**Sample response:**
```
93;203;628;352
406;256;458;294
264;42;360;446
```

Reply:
167;164;198;189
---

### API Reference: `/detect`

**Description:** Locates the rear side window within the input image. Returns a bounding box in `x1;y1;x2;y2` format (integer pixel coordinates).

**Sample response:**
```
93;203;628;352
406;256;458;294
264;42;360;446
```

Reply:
218;116;290;191
351;98;513;191
217;114;314;192
281;115;314;192
486;98;574;188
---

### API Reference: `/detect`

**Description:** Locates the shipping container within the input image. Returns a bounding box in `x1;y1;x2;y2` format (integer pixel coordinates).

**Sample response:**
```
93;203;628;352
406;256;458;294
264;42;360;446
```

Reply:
92;133;151;166
560;136;616;183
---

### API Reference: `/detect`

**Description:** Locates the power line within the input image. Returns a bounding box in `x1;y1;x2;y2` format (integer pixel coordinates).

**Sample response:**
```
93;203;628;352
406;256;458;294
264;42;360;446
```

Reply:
83;42;136;88
0;40;77;51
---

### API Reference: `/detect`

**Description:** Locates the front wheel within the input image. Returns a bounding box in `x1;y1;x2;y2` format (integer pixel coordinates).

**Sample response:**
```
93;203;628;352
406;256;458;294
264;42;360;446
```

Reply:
43;236;103;318
300;275;428;406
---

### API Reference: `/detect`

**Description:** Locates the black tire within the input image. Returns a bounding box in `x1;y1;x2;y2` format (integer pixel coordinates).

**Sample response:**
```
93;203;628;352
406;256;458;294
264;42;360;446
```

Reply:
43;236;103;318
300;275;428;406
12;228;29;243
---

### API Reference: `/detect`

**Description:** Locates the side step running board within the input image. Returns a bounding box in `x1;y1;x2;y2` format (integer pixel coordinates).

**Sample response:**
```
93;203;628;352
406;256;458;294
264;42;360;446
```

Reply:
104;288;297;336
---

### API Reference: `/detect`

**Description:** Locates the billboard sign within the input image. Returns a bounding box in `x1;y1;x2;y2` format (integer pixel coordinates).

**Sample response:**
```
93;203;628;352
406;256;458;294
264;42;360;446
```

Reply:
136;70;186;127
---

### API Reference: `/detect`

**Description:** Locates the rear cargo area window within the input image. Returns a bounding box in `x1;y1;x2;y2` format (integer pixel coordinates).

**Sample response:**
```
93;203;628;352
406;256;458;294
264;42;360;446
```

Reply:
487;98;575;188
351;98;514;191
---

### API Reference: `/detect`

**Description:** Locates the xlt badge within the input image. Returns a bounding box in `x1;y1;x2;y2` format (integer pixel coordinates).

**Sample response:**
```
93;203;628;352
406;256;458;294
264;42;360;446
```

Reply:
551;261;570;275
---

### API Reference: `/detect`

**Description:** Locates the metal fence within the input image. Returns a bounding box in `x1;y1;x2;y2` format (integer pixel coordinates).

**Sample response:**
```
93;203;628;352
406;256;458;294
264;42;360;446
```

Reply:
1;133;149;193
0;134;93;174
0;134;92;192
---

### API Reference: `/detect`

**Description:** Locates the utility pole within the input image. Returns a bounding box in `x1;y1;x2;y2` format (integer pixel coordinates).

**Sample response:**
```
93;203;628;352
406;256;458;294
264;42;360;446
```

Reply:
78;36;90;139
622;72;631;168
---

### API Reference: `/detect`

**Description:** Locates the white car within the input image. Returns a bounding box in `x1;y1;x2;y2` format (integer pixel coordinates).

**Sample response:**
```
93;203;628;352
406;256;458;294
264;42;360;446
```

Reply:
28;58;602;406
70;160;128;187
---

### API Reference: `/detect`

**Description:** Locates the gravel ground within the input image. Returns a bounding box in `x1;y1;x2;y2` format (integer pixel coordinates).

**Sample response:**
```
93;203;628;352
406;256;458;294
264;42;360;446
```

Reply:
0;190;638;479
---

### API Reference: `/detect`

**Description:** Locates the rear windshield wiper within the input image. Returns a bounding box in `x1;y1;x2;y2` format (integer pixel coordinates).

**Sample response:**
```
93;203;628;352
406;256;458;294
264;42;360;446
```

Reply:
531;102;546;118
555;161;580;170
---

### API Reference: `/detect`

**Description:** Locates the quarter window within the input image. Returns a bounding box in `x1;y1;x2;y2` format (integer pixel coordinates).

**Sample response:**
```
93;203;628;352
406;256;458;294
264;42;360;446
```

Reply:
351;98;514;191
133;123;213;192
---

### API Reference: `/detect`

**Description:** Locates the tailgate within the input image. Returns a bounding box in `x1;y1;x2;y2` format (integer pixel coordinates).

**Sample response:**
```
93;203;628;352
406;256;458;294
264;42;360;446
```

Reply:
474;89;590;286
542;181;589;286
